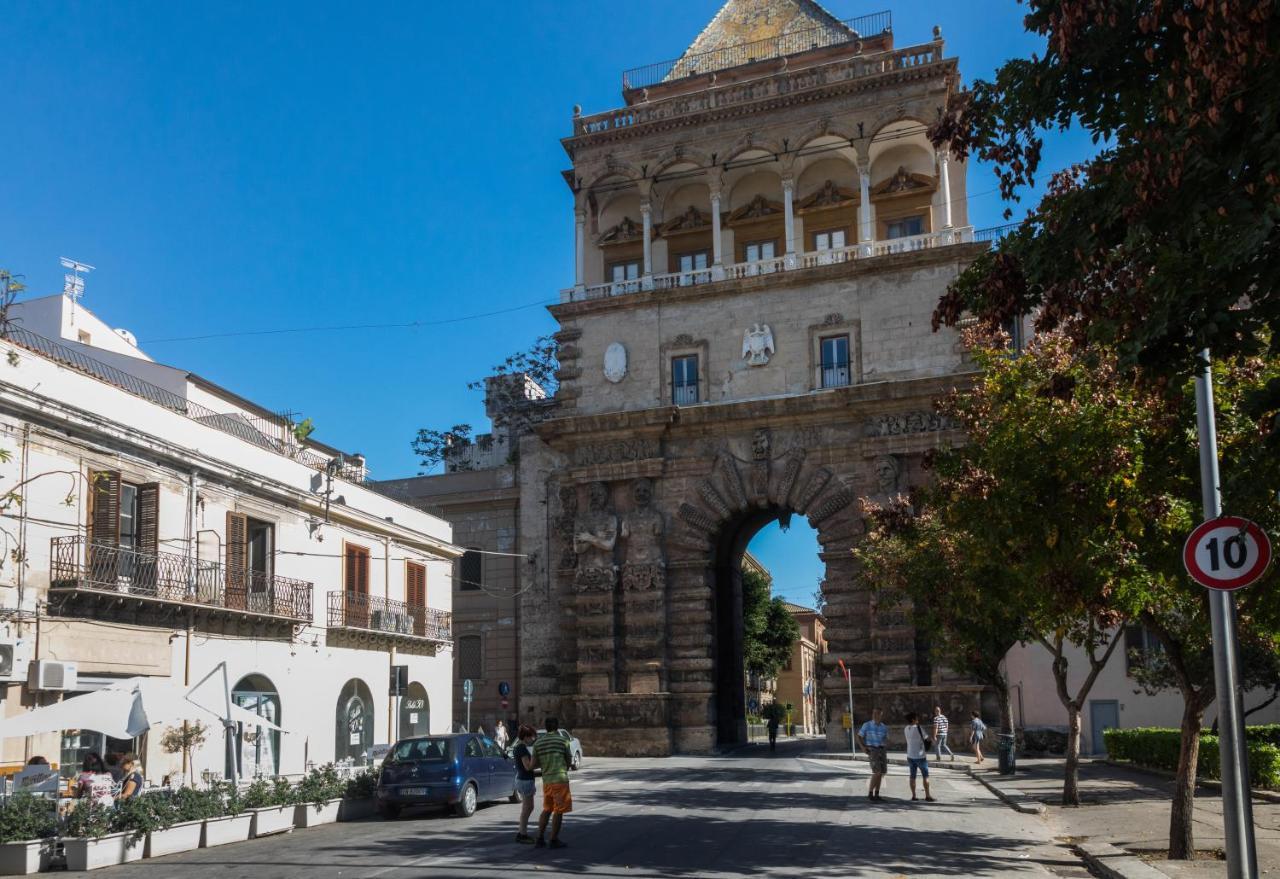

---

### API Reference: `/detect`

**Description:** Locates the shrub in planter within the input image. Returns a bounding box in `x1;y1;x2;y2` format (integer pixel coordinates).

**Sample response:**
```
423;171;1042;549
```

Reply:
62;801;141;872
345;768;377;801
171;787;222;823
0;792;57;875
200;784;251;849
243;778;295;837
296;765;345;807
63;801;115;841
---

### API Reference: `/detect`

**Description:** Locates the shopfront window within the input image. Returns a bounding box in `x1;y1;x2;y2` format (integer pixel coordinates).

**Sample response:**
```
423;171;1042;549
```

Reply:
399;682;430;740
336;678;374;764
232;673;281;778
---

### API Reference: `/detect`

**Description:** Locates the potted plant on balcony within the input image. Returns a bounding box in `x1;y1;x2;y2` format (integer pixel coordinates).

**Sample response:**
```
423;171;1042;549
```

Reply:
293;765;345;828
244;777;295;838
338;768;379;822
0;791;57;875
143;788;211;859
200;781;251;848
61;799;143;872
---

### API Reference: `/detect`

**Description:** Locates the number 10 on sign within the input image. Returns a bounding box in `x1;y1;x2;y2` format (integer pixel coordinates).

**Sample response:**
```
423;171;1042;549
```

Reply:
1183;516;1272;592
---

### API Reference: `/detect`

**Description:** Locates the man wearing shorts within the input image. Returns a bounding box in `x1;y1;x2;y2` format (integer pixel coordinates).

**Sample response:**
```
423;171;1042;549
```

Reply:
531;716;573;849
857;707;889;801
512;725;538;844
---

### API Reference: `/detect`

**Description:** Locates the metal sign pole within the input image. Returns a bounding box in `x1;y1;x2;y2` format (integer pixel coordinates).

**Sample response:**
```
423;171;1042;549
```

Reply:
1194;349;1258;879
846;673;855;762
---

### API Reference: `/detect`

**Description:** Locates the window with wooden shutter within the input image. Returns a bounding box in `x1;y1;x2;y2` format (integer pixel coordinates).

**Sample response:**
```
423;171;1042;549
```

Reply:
87;470;121;582
133;483;160;593
225;511;248;610
343;544;371;628
406;561;427;636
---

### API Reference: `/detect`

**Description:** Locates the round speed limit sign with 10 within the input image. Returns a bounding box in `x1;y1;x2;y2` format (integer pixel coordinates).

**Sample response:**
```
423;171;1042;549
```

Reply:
1183;516;1272;591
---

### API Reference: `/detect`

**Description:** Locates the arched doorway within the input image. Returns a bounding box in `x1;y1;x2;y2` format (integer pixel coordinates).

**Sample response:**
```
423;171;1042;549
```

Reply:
231;674;281;778
399;682;429;739
335;678;374;764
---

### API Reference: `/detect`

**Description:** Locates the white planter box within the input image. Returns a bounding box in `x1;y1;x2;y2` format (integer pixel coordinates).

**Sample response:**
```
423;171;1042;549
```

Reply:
293;798;342;828
0;838;52;875
145;819;204;858
249;805;294;838
200;814;252;848
338;798;376;822
63;832;145;872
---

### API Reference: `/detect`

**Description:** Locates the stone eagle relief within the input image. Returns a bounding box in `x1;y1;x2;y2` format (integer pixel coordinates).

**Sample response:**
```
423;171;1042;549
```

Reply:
741;324;775;366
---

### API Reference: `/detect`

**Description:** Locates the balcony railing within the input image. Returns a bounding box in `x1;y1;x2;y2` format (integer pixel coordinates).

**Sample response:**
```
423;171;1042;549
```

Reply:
326;591;451;645
49;536;314;623
622;11;892;91
673;383;699;406
563;226;982;304
820;363;851;389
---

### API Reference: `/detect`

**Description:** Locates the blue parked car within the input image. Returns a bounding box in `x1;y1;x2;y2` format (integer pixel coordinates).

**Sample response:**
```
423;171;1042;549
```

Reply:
377;733;517;818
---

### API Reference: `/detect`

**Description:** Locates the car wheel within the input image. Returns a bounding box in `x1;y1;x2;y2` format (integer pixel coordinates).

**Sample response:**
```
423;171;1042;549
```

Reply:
378;802;401;820
571;751;582;770
453;783;478;818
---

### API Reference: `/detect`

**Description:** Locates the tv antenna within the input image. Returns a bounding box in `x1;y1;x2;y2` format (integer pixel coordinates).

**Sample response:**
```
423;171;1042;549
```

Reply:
59;258;94;309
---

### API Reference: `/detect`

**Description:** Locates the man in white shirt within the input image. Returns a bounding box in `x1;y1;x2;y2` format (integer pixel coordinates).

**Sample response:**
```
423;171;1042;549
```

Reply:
904;711;936;802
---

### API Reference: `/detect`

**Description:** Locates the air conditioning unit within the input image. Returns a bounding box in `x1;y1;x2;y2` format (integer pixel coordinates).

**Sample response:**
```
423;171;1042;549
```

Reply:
0;640;30;683
28;660;78;692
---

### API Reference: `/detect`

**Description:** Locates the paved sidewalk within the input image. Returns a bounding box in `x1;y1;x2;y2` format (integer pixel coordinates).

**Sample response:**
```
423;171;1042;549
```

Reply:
970;757;1280;878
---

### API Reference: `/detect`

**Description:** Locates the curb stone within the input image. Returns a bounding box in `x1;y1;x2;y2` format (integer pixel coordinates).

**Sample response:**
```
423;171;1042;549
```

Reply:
1076;842;1171;879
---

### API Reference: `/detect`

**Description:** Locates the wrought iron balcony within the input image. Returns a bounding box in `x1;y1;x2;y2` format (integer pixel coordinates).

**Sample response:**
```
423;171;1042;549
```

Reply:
49;536;313;624
326;591;451;647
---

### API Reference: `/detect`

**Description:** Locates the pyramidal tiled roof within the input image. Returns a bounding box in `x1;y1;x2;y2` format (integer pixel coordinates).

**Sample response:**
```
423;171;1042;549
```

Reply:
668;0;855;80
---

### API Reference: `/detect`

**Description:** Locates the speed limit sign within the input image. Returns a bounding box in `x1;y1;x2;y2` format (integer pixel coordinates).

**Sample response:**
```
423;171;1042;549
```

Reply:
1183;516;1272;591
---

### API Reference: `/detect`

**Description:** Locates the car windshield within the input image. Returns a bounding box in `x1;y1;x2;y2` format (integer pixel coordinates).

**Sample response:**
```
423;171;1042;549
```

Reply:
390;737;453;762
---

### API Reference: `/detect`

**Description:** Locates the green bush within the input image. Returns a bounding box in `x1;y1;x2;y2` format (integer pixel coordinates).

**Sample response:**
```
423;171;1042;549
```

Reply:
0;792;57;843
210;780;243;817
1246;724;1280;748
1104;726;1280;790
344;769;377;801
63;800;115;840
295;765;345;807
171;787;222;823
241;779;274;809
112;794;176;842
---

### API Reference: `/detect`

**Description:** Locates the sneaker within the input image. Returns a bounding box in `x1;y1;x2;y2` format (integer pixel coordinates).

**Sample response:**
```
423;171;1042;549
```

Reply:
549;839;568;849
515;833;535;844
535;838;546;849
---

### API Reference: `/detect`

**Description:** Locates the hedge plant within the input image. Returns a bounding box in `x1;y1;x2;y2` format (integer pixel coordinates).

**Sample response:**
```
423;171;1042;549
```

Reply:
1104;727;1280;790
0;792;57;843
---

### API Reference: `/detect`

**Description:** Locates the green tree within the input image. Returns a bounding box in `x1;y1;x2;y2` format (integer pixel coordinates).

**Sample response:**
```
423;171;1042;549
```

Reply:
930;1;1280;398
741;567;800;680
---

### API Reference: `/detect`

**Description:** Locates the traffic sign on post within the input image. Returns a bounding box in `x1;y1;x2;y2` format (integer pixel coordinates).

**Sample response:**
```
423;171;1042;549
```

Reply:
1184;516;1272;591
462;678;474;701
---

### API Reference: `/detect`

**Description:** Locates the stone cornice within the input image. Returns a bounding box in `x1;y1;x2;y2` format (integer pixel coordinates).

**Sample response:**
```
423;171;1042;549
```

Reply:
549;242;987;320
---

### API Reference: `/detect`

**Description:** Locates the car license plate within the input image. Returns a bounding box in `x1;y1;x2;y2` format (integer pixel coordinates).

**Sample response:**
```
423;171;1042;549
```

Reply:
401;787;427;797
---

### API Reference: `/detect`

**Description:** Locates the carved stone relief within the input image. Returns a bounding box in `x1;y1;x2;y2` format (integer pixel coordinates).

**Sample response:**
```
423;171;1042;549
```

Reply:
573;482;618;593
555;484;579;570
750;428;771;499
573;438;661;467
741;324;775;367
863;411;957;438
794;467;833;513
621;478;666;592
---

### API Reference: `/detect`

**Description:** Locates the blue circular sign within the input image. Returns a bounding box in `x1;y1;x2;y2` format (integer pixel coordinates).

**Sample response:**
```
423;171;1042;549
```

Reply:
498;681;511;697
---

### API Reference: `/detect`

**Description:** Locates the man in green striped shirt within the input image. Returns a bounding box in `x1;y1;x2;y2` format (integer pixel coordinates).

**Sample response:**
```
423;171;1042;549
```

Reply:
531;716;573;849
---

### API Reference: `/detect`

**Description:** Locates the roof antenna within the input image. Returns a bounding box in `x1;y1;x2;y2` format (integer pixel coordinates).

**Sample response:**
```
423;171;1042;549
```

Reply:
59;257;94;319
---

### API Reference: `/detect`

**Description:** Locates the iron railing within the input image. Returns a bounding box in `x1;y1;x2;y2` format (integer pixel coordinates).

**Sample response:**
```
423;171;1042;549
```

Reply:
821;362;851;389
673;383;699;405
3;327;366;483
49;536;313;622
326;591;452;644
622;11;892;91
975;222;1021;244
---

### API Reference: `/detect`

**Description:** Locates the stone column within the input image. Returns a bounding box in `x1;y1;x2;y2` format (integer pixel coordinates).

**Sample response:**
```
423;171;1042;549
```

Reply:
859;168;873;255
574;207;587;292
937;150;953;230
782;177;796;268
641;201;654;289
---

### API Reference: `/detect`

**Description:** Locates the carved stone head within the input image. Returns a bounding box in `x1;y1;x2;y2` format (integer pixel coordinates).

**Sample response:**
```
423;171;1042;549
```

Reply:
588;481;610;512
874;455;902;494
752;428;771;460
631;477;654;509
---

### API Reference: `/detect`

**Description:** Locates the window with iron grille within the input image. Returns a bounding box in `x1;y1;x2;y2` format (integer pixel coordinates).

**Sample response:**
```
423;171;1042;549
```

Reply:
820;335;851;388
459;549;482;591
672;355;699;405
458;634;483;680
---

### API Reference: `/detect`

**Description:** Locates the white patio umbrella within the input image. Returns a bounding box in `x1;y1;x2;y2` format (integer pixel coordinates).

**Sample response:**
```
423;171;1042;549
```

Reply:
0;676;286;740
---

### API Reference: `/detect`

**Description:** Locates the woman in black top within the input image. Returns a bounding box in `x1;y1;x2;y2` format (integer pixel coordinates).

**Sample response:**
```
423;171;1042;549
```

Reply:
512;725;538;844
117;753;144;800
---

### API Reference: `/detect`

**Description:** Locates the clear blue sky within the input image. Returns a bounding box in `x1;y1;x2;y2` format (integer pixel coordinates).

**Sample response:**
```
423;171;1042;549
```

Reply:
2;1;1094;592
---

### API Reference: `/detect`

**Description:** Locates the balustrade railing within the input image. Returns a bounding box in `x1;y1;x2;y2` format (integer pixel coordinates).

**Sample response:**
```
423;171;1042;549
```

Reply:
326;590;451;643
49;536;313;622
820;363;852;389
673;383;699;406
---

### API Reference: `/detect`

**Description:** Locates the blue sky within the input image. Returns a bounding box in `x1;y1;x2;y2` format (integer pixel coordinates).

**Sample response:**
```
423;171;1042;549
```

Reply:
2;1;1096;599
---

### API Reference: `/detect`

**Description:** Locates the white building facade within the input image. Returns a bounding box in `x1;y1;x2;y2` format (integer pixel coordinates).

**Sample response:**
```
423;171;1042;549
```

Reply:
0;294;457;782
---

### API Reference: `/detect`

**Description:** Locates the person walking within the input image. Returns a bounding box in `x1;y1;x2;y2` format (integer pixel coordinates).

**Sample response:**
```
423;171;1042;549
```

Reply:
766;709;780;752
495;720;510;751
932;706;955;762
531;716;572;849
904;712;936;802
512;725;538;844
857;707;889;801
969;711;988;764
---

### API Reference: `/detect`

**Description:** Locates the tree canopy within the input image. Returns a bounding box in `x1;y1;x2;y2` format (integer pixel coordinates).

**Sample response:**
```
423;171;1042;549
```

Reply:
741;566;801;680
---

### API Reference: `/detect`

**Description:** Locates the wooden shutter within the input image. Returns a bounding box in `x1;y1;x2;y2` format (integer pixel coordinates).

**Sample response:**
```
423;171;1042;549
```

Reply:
87;470;121;582
225;511;248;610
344;544;370;628
406;562;426;636
135;483;161;593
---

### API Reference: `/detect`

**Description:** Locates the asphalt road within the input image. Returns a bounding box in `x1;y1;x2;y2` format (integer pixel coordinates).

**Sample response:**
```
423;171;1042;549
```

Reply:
94;739;1086;878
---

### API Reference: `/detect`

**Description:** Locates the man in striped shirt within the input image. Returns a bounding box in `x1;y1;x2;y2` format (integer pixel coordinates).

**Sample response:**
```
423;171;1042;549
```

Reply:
531;716;573;849
933;706;955;762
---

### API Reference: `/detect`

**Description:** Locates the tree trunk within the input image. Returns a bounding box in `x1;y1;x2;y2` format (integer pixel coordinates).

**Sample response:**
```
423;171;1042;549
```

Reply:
997;682;1016;737
1063;704;1082;806
1168;702;1203;860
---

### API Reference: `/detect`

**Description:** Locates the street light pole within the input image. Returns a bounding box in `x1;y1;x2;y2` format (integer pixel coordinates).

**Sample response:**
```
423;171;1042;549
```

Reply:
1194;349;1258;879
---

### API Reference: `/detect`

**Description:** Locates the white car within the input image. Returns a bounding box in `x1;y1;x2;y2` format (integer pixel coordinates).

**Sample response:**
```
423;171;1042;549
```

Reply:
535;728;583;770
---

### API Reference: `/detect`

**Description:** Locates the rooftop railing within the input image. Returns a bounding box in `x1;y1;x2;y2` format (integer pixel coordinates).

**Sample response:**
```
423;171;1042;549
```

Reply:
3;326;366;483
622;10;892;91
326;590;452;644
49;535;314;623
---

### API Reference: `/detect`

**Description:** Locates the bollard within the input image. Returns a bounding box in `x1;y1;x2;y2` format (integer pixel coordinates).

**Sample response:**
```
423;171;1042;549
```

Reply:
997;733;1017;775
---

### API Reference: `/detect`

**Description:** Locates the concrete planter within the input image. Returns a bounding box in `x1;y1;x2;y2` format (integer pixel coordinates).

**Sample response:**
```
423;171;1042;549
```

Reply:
248;805;294;838
144;819;205;858
63;832;144;872
0;838;53;875
293;799;342;828
201;814;253;848
337;798;376;822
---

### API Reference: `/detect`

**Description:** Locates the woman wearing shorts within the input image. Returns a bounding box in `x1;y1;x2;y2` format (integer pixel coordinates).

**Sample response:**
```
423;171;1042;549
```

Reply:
512;725;538;844
970;711;988;764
